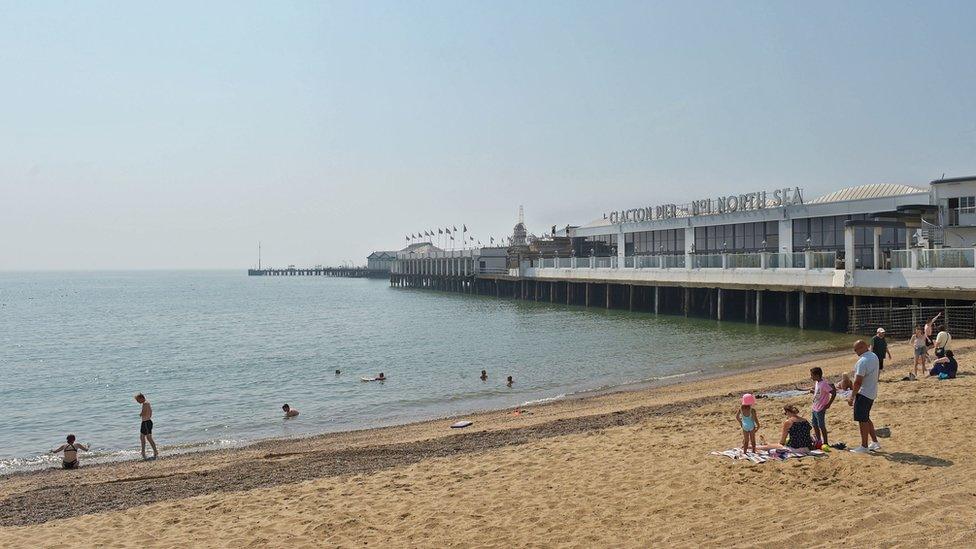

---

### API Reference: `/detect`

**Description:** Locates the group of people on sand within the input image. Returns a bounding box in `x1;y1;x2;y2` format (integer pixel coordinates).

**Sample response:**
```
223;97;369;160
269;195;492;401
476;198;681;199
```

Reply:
908;312;956;380
736;314;959;456
51;393;158;469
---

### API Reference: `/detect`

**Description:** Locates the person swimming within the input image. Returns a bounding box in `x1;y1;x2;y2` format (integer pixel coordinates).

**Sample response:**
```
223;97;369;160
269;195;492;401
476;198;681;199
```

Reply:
480;370;488;381
282;403;299;418
506;376;513;387
50;434;88;469
377;372;386;381
335;369;341;375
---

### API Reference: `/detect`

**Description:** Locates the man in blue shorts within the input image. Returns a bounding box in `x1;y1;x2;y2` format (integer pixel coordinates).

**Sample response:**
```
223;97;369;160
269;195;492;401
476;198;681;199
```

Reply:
847;340;880;454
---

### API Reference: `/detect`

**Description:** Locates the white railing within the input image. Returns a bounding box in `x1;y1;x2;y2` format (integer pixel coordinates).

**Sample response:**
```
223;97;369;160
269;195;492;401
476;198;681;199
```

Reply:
918;248;976;269
503;247;976;275
890;250;911;269
691;254;723;269
635;255;659;269
765;252;804;268
808;251;837;269
726;253;761;269
661;254;686;269
478;267;509;274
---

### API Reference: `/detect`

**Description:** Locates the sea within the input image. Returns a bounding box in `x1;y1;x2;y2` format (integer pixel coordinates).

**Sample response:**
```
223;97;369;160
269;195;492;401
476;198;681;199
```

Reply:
0;271;852;474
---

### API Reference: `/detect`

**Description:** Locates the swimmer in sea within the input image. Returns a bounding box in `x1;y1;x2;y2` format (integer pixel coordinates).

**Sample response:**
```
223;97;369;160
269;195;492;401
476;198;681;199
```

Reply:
480;370;488;381
506;376;513;387
282;404;299;418
335;369;341;375
50;434;88;469
377;372;386;381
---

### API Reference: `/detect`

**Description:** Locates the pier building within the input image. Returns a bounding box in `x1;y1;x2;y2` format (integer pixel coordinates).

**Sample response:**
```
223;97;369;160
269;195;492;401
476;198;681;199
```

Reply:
391;175;976;337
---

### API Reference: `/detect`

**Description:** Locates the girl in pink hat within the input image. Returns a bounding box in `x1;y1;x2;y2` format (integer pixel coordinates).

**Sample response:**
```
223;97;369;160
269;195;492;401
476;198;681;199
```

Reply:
736;393;760;453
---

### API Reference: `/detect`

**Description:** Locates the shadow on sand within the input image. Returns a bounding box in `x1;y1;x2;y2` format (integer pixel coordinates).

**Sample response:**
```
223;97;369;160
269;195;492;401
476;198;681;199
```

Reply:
881;452;953;467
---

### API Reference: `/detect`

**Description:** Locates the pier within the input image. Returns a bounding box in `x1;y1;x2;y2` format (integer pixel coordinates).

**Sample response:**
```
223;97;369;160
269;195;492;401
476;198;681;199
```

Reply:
390;249;976;337
249;267;385;277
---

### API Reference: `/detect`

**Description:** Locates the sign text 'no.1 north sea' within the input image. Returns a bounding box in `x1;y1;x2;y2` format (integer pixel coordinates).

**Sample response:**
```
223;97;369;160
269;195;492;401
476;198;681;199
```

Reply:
604;187;804;224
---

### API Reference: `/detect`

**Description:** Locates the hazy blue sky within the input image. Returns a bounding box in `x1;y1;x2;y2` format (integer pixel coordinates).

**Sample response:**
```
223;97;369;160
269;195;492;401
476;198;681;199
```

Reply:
2;1;974;269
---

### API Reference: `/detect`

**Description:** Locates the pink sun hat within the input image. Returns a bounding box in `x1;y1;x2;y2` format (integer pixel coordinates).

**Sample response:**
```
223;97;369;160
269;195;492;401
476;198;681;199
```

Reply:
741;393;756;406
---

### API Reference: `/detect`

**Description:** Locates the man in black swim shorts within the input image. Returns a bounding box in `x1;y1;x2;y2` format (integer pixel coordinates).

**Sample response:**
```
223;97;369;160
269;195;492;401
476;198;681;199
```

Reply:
135;393;159;460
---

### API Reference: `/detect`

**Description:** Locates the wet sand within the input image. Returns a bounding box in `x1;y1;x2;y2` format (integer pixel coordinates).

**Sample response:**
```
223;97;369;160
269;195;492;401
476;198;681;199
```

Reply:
2;341;974;547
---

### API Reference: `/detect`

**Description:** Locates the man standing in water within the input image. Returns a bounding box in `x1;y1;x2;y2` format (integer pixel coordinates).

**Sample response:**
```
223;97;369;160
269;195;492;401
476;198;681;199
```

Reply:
135;393;159;460
848;341;881;454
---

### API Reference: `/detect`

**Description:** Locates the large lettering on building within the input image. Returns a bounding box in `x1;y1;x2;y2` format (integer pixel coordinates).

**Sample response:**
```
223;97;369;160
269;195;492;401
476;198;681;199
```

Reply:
604;187;803;224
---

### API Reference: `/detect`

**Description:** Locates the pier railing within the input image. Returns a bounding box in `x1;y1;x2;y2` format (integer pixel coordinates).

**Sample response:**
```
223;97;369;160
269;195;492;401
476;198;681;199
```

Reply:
889;248;976;269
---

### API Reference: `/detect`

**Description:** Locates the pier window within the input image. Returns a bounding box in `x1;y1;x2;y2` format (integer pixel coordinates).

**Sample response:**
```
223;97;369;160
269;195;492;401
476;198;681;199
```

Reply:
626;229;684;255
693;221;778;254
573;234;617;256
793;214;906;268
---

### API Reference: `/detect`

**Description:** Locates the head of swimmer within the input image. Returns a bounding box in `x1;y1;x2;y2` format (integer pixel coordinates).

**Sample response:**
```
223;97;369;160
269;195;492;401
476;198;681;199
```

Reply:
134;393;146;403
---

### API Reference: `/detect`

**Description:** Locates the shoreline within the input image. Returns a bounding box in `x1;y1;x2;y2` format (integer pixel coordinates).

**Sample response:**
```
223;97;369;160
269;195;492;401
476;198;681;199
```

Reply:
3;339;974;546
0;344;852;481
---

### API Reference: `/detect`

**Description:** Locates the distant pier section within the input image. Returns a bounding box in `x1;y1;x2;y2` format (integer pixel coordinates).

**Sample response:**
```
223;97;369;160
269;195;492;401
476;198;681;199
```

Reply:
248;267;383;277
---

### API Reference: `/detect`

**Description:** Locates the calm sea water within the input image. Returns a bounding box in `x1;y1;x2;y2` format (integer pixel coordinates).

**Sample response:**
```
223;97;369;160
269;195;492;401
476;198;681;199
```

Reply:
0;271;850;473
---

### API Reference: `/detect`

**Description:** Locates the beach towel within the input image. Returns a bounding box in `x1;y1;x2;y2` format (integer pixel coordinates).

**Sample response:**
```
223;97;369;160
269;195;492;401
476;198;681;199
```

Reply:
758;389;808;399
710;447;826;463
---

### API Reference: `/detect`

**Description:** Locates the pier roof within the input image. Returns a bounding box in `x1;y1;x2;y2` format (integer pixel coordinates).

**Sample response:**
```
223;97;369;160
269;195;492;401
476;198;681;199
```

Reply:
807;183;925;205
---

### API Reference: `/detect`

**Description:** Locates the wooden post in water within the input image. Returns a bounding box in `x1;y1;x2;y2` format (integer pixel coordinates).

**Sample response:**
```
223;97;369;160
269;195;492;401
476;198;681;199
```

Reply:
717;288;723;321
550;281;555;303
755;291;763;325
799;291;806;329
683;288;689;317
628;285;634;311
606;284;611;309
585;283;590;307
654;286;660;314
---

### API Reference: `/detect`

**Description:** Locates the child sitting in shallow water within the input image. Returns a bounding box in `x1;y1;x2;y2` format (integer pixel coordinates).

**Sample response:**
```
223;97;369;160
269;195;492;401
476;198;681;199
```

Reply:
735;394;760;453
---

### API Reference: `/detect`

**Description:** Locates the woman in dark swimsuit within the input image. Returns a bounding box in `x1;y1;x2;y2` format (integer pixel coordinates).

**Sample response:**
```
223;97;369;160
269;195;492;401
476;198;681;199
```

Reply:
780;405;814;450
51;434;89;469
758;405;815;452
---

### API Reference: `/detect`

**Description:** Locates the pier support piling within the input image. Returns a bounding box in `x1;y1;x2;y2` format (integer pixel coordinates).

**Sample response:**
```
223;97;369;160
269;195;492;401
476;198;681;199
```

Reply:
799;292;806;329
755;291;763;325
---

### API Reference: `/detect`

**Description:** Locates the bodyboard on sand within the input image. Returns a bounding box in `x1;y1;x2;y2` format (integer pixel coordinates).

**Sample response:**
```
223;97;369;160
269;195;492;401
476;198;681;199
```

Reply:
451;421;473;429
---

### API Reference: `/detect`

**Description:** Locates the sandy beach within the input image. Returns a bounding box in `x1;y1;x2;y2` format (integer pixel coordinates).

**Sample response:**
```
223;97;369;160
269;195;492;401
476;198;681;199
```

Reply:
2;340;974;548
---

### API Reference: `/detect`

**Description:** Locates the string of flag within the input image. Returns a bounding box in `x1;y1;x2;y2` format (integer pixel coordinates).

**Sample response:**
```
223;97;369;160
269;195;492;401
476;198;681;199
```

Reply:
403;225;496;250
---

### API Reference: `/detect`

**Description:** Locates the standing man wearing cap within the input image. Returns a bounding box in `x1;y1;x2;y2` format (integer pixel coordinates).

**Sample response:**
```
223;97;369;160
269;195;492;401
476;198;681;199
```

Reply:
848;340;881;453
870;328;892;372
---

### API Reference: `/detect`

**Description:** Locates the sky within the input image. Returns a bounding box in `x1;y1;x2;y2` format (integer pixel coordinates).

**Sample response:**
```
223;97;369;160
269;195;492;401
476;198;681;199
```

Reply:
1;1;974;270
